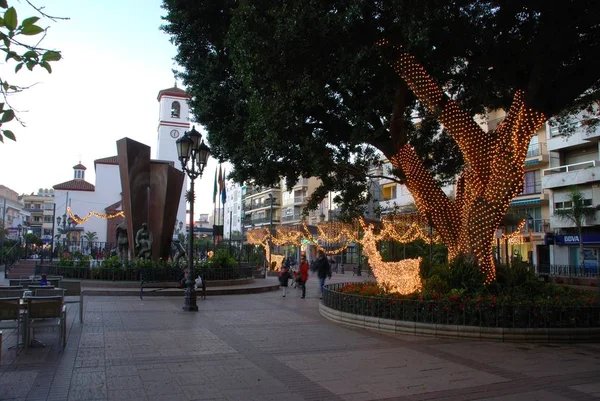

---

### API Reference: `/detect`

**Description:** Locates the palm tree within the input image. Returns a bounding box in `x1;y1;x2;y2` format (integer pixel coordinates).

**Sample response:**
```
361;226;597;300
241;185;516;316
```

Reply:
554;186;596;272
84;231;98;242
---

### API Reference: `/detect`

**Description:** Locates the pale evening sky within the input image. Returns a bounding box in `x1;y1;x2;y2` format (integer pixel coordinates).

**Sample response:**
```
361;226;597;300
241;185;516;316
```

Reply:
0;0;224;217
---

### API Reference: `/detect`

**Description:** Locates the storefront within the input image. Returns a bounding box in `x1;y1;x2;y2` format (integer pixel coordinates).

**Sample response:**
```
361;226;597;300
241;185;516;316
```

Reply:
551;234;600;271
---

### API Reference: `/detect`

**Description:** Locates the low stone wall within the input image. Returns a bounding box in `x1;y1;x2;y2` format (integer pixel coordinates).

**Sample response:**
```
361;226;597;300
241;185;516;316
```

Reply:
319;303;600;343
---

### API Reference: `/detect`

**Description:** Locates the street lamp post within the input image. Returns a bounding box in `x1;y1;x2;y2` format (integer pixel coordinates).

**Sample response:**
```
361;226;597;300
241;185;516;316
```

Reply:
527;214;534;270
267;193;274;279
176;126;210;312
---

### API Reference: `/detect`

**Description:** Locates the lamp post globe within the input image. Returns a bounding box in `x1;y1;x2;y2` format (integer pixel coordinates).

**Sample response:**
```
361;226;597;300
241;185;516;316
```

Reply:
177;125;211;312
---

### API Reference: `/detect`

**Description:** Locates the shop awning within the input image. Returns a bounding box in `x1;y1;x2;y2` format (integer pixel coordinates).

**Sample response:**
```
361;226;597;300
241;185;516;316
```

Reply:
510;198;541;207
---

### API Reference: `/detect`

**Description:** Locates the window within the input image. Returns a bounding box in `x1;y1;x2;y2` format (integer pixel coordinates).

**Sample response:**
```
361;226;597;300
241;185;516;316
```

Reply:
43;216;53;223
171;101;181;118
382;184;397;200
523;207;542;232
522;171;540;194
527;136;540;157
33;216;41;222
34;203;41;209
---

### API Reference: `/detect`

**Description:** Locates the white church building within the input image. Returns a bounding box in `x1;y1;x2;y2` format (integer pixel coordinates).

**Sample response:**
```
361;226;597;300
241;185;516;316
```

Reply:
52;85;191;246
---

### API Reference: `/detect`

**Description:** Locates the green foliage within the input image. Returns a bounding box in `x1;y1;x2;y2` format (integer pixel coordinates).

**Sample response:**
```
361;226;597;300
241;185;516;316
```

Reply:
162;0;600;217
493;261;543;295
0;2;63;143
198;248;236;269
554;186;596;228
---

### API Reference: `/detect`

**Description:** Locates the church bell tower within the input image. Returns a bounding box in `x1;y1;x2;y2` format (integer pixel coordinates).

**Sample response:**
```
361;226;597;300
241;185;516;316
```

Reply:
156;83;190;228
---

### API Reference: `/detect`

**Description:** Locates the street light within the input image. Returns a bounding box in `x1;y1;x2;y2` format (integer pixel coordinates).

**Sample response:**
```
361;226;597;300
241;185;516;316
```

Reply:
527;214;534;269
17;224;22;243
176;126;210;312
267;193;274;279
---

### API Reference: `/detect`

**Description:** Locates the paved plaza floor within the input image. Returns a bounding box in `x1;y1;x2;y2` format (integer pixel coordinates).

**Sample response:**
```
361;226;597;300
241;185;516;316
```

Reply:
1;275;600;401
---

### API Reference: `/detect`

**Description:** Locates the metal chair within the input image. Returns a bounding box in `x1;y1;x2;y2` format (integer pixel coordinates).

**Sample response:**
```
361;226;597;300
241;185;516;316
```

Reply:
0;289;25;298
0;297;23;359
61;280;83;323
25;296;66;348
34;288;66;297
27;285;55;291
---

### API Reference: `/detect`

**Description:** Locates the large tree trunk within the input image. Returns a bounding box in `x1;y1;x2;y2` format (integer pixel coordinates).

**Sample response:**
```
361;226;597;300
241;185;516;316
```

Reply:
382;43;547;282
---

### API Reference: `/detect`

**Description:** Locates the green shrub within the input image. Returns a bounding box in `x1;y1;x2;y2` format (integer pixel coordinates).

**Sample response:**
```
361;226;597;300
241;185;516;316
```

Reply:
198;249;236;269
421;274;449;296
445;254;485;294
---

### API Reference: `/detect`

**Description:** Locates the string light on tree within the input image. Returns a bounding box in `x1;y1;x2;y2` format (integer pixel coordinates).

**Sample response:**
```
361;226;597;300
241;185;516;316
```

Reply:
377;40;546;283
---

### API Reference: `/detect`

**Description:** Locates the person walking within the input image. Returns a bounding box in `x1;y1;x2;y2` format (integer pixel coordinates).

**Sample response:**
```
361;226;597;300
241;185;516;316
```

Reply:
298;255;310;299
279;265;292;297
315;250;331;299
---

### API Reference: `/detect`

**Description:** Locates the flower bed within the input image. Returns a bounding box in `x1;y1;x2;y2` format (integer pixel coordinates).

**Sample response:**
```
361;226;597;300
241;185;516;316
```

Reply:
323;282;600;329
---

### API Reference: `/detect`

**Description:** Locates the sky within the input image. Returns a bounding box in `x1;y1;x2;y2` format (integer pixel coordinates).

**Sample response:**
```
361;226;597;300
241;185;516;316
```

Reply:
0;0;223;217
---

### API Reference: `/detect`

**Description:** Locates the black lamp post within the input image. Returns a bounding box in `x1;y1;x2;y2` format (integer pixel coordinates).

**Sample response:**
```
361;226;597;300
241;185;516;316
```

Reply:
176;126;210;312
527;214;534;269
17;224;22;243
267;193;274;278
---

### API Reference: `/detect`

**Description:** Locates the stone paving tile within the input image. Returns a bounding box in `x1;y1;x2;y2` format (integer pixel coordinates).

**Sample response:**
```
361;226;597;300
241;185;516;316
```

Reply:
569;382;600;398
0;370;38;399
475;389;575;401
2;292;600;401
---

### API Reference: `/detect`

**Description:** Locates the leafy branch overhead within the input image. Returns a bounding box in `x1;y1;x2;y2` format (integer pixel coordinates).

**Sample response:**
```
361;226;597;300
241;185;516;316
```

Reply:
0;0;64;143
161;0;600;218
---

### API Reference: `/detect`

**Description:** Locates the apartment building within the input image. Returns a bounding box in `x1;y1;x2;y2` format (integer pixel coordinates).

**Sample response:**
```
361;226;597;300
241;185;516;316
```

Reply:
242;177;328;230
21;189;56;245
0;185;28;239
542;115;600;268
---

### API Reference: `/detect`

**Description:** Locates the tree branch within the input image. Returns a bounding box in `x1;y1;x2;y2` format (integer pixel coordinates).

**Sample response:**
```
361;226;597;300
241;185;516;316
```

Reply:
26;1;70;21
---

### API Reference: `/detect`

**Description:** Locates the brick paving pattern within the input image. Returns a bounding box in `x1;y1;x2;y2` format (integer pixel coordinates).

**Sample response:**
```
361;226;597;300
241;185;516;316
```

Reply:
1;275;599;400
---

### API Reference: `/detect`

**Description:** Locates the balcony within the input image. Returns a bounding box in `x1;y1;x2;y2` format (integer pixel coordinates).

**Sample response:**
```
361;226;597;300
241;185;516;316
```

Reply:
524;143;548;166
542;160;600;189
245;185;281;197
243;216;280;226
292;178;309;188
244;200;279;212
282;196;307;207
547;120;600;152
281;214;303;223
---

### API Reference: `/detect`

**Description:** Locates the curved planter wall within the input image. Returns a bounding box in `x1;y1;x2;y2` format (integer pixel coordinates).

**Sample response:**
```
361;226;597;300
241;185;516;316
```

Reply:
319;303;600;343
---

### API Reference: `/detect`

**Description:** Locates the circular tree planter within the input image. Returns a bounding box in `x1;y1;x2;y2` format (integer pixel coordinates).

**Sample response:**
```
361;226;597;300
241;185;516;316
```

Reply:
320;283;600;343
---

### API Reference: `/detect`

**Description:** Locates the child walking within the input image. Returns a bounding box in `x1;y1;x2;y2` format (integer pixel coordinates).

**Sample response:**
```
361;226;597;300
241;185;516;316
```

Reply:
279;266;291;297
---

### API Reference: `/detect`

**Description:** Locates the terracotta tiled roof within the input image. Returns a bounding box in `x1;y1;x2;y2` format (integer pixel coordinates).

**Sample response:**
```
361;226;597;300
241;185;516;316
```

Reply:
157;86;189;101
73;163;86;170
53;179;95;192
94;155;119;169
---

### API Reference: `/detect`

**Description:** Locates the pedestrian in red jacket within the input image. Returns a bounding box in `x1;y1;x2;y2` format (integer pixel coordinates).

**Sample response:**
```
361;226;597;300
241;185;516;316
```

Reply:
298;255;310;299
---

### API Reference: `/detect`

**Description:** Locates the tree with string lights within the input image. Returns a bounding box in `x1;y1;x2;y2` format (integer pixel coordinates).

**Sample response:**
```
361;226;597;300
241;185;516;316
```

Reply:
162;0;600;281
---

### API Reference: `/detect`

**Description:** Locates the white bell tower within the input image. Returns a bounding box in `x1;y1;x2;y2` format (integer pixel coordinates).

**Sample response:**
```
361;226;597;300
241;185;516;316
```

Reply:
156;83;190;228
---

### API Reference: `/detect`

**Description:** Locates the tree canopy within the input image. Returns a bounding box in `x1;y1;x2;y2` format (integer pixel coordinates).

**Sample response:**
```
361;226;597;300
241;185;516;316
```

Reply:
161;0;600;217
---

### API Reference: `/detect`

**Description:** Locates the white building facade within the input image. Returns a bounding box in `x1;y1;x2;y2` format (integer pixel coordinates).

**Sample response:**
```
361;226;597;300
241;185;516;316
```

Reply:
156;85;191;227
542;115;600;270
223;181;243;238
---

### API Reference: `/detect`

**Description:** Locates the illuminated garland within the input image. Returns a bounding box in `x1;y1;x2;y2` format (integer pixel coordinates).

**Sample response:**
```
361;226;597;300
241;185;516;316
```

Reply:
67;206;125;225
502;219;526;240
